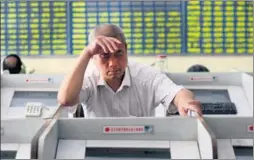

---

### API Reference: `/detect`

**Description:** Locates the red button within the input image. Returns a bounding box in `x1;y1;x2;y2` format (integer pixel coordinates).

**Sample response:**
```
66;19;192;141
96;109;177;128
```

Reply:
105;127;110;132
248;125;253;131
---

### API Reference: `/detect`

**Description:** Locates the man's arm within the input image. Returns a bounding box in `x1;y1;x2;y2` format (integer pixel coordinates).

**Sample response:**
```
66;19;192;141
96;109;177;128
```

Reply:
57;49;92;106
152;73;201;116
173;89;202;116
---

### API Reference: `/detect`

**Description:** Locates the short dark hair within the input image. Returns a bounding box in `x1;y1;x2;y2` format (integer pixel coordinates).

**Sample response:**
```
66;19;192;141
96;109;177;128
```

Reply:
187;64;210;72
2;54;23;74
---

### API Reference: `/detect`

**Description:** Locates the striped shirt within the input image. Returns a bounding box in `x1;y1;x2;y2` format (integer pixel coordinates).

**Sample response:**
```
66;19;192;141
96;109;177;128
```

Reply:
80;61;183;117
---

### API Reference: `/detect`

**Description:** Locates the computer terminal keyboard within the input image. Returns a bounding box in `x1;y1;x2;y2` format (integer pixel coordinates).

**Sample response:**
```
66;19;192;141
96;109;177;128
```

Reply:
171;102;237;115
201;102;237;114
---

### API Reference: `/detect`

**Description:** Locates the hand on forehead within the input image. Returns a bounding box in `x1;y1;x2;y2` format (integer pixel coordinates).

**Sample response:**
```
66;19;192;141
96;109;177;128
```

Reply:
98;36;126;54
95;25;125;44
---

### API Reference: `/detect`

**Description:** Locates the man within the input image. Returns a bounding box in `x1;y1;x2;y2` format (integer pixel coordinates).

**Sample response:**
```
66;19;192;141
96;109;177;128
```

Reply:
58;24;202;117
187;64;210;72
1;54;35;74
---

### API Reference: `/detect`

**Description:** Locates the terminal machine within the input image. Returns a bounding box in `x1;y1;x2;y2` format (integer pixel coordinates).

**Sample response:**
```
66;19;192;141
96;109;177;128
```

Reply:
36;117;218;159
162;72;253;148
1;118;45;159
1;74;71;119
1;117;252;159
164;72;253;117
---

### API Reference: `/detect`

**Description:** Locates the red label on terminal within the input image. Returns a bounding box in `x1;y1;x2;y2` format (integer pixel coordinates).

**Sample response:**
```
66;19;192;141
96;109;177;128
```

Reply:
103;125;153;134
248;125;253;132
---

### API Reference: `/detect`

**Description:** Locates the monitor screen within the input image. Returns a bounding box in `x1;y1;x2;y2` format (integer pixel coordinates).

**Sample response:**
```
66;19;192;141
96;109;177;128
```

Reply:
1;151;17;159
190;89;231;103
86;148;170;159
234;147;253;160
10;91;58;107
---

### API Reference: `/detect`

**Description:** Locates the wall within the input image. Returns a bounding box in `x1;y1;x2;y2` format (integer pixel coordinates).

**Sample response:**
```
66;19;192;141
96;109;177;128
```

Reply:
22;56;253;74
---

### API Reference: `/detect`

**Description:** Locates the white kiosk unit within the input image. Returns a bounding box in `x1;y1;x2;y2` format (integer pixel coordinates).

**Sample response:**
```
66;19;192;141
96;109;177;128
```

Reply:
33;117;253;159
1;117;252;159
163;72;253;117
35;117;218;160
205;117;253;159
0;74;69;119
163;72;253;149
1;118;45;159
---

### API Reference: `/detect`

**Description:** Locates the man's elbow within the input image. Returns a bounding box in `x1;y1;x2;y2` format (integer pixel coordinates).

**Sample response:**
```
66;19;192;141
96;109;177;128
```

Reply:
57;93;78;106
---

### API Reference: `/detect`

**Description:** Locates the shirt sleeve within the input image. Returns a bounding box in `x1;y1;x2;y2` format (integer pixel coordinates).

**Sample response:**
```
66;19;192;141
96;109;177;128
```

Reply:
153;73;184;111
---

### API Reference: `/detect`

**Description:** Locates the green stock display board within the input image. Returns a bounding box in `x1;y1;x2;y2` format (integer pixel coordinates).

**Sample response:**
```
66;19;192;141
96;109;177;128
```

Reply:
1;1;253;56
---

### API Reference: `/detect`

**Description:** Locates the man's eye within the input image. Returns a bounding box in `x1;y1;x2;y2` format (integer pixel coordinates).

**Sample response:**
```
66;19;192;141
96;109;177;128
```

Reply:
100;53;110;59
115;51;123;57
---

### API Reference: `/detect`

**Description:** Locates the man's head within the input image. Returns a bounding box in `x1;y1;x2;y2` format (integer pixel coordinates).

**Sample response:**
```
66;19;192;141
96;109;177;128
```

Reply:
187;64;210;72
88;24;128;81
2;54;22;74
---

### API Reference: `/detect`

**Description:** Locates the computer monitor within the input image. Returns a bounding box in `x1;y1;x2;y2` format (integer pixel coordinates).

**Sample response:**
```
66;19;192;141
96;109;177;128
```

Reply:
86;147;171;159
234;147;253;160
190;89;231;103
10;91;58;108
0;151;17;159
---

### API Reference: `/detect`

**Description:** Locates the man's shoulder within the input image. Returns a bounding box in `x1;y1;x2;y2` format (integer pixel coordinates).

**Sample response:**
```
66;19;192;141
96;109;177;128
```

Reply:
128;61;160;82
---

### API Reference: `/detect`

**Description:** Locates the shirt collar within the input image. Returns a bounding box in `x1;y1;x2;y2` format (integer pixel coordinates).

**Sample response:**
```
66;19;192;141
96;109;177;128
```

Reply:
97;67;131;87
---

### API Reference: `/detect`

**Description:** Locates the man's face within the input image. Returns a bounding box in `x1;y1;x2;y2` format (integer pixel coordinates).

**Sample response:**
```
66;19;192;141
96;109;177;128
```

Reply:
94;43;128;81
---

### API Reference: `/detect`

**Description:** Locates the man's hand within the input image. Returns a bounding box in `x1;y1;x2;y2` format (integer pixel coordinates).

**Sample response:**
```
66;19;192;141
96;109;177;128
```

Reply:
86;36;124;57
177;99;202;117
173;89;202;117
